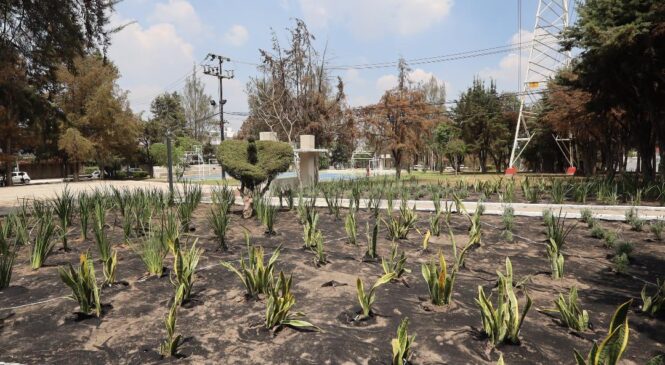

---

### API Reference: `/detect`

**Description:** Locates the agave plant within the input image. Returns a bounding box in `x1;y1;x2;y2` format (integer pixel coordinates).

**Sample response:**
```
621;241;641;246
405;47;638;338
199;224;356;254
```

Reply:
170;238;203;302
77;192;92;240
134;233;167;277
548;286;590;331
160;284;185;357
641;278;664;316
356;273;396;319
303;207;320;248
625;207;644;231
381;243;410;278
501;206;515;242
345;209;358;245
52;187;75;251
573;300;631;365
391;317;415;365
31;215;57;270
208;204;231;250
221;231;280;298
264;271;319;331
0;214;13;254
546;210;574;279
0;251;15;289
365;219;380;259
476;258;532;346
59;252;102;317
311;230;326;265
651;221;665;241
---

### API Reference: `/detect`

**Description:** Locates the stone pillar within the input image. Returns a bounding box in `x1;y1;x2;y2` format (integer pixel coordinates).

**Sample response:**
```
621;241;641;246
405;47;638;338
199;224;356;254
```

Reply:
298;135;318;186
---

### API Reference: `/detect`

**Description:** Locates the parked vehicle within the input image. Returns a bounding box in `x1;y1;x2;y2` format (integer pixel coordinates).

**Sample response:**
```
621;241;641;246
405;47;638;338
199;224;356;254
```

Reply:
12;171;30;184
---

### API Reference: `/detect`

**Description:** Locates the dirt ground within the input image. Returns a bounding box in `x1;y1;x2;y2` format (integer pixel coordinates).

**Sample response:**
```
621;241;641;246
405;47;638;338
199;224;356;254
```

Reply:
1;205;664;364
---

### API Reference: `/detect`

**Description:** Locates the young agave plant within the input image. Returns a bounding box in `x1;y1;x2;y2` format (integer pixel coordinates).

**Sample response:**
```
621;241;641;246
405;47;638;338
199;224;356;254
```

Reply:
391;317;415;365
58;252;102;317
422;252;457;306
356;272;396;320
641;278;664;316
170;238;203;303
573;300;631;365
381;243;410;278
208;205;231;250
548;286;590;332
365;219;380;260
476;258;532;346
345;209;358;245
311;230;326;265
501;206;515;242
78;192;92;240
0;251;15;289
221;231;280;298
303;208;320;248
31;215;57;270
650;221;664;241
265;271;319;331
160;284;185;357
546;210;574;279
0;214;13;254
53;187;75;250
134;233;167;277
421;229;431;251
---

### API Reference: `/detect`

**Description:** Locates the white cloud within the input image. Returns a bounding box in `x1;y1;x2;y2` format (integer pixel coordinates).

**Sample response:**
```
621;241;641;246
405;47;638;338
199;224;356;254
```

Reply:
298;0;453;38
149;0;202;35
478;29;532;91
376;74;398;92
109;18;196;113
223;25;249;46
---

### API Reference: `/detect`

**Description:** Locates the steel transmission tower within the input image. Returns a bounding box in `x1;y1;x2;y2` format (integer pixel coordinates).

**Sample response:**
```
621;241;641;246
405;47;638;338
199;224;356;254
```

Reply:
506;0;575;175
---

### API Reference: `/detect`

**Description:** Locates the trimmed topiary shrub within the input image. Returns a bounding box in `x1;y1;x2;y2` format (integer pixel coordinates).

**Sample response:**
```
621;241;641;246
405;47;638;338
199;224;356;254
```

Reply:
218;138;293;217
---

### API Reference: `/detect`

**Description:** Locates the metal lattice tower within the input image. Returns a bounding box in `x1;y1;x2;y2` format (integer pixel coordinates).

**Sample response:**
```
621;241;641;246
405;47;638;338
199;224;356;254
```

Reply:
507;0;574;173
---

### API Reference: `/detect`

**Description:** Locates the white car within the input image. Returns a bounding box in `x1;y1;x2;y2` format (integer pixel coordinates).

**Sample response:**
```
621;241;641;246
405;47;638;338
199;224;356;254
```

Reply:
12;171;30;184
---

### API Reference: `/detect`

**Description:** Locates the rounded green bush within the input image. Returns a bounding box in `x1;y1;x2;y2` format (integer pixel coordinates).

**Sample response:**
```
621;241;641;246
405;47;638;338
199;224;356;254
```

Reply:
217;139;293;191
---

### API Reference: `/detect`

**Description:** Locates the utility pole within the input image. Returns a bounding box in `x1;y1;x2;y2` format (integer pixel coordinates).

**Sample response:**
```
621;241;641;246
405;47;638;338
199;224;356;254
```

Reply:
203;53;234;179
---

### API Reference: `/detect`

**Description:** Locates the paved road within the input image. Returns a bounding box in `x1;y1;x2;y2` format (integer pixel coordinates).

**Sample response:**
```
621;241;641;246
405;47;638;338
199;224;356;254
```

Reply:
1;180;664;221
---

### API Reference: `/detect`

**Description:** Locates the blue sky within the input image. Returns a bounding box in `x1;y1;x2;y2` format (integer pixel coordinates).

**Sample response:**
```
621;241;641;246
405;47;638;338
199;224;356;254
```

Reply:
109;0;540;130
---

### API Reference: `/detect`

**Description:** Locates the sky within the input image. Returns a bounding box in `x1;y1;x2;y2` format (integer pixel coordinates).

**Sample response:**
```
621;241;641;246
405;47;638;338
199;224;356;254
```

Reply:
108;0;542;131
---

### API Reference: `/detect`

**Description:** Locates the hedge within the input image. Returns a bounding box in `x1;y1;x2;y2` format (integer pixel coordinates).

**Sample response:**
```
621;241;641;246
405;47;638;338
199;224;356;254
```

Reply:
217;140;293;191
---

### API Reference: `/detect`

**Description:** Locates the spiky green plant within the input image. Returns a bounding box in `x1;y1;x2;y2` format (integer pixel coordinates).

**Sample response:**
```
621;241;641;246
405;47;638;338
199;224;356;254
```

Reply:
345;209;358;245
77;192;91;240
0;251;15;289
170;239;203;302
134;233;167;276
381;243;410;278
263;204;277;235
0;215;13;254
59;252;102;317
303;207;320;248
356;272;395;319
421;229;431;251
391;317;415;365
573;300;631;365
176;181;202;226
625;207;644;231
543;209;554;227
476;258;532;346
501;206;515;242
613;253;629;274
545;211;574;279
208;205;230;250
548;287;590;331
641;278;664;316
365;219;380;259
221;232;280;298
31;215;57;270
160;284;185;357
102;249;118;286
265;271;319;331
590;225;606;239
92;201;111;259
580;209;594;225
52;187;75;251
160;208;182;254
650;221;664;241
311;230;326;265
550;179;568;204
603;230;618;248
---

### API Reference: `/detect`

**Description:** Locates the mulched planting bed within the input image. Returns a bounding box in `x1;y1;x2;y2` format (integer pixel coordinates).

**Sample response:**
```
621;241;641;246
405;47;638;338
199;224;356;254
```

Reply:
1;205;664;364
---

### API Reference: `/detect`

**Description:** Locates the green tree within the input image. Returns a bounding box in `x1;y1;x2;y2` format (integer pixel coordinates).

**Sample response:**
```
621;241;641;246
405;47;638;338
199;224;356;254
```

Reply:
182;66;215;141
217;139;292;217
58;128;94;181
150;92;187;139
56;55;140;177
563;0;665;180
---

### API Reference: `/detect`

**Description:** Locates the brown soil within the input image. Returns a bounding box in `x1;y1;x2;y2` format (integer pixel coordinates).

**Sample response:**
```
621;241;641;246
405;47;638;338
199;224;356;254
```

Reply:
1;206;664;364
